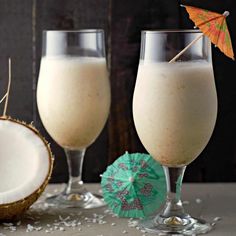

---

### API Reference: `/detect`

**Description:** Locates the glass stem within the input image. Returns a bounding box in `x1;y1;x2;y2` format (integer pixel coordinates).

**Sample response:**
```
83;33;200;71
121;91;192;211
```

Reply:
64;148;86;194
160;166;187;219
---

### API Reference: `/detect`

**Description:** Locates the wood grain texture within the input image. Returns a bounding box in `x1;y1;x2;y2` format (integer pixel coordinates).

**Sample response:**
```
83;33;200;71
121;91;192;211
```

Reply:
0;0;235;182
108;0;181;163
0;0;33;122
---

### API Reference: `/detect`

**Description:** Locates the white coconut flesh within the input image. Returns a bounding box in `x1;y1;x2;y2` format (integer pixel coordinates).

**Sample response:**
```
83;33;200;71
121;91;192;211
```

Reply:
0;119;51;205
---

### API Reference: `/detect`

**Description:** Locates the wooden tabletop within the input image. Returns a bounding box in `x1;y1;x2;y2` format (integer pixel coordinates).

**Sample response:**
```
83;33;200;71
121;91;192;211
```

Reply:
0;183;236;236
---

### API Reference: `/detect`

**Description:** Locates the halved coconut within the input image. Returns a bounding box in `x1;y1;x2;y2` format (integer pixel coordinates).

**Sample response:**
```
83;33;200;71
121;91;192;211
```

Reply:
0;116;53;220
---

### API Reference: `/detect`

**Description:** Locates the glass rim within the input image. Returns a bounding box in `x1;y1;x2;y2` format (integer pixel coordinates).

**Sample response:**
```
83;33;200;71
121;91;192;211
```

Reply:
42;29;104;33
142;29;202;34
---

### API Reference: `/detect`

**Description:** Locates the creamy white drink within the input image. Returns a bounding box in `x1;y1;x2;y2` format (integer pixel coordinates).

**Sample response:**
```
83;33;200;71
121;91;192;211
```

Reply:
37;56;110;150
133;61;217;166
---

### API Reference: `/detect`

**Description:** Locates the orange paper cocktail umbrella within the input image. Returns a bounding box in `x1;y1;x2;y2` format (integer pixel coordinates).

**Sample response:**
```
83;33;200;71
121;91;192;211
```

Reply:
183;5;234;60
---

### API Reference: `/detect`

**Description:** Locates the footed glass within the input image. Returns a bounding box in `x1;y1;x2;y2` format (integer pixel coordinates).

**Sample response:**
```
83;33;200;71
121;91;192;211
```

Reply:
132;30;217;234
37;30;111;208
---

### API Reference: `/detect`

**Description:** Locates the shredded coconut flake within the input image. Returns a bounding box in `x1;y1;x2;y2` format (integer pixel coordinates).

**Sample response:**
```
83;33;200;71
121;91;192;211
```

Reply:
195;198;202;204
213;217;222;222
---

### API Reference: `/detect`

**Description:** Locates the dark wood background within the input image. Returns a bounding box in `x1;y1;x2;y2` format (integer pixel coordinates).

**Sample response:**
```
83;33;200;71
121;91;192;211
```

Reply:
0;0;235;183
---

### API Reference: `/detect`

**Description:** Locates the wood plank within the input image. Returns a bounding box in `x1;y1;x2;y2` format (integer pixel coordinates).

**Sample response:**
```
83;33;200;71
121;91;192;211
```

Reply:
108;0;181;163
0;0;235;183
0;0;33;122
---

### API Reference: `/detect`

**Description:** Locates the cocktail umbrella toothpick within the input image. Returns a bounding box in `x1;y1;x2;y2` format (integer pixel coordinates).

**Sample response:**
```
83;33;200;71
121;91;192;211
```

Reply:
169;5;234;63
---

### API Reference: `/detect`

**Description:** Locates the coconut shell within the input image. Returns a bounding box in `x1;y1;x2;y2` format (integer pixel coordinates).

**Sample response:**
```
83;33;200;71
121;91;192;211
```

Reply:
0;116;54;221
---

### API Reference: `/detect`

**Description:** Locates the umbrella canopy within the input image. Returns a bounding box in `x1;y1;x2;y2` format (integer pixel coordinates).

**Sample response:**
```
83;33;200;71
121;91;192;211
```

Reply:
101;152;166;218
183;5;234;60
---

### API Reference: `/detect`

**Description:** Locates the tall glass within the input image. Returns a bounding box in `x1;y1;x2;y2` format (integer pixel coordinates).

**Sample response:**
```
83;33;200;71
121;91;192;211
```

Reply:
37;30;111;208
133;30;217;234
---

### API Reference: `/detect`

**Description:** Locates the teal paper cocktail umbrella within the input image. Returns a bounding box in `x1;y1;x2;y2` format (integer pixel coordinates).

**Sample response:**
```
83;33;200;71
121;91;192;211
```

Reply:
101;152;167;218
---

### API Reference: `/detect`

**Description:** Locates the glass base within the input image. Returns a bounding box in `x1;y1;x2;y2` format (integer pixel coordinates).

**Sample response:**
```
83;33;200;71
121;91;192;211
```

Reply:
45;190;106;209
139;214;212;235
